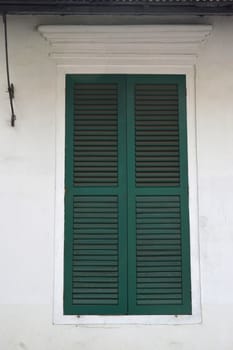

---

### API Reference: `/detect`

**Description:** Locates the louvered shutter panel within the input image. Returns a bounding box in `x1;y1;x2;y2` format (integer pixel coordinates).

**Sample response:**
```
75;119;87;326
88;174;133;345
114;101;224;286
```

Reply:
127;76;191;314
64;75;127;315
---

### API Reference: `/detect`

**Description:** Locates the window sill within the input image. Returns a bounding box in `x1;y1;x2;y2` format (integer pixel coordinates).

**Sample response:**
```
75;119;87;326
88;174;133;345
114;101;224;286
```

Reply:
54;313;201;326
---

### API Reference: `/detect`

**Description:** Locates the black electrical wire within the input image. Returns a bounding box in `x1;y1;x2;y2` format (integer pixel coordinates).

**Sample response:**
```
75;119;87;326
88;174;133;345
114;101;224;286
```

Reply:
2;13;16;127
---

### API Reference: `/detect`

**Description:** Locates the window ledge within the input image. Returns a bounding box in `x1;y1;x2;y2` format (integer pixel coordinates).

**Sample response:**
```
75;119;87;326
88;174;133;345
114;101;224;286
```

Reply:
54;314;201;326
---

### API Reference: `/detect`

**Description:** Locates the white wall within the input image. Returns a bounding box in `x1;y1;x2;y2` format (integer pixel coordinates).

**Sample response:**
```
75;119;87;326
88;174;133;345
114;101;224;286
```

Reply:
0;15;233;350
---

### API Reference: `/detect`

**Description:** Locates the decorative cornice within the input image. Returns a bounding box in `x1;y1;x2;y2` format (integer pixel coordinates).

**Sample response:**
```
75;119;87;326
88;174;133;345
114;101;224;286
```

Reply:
38;25;212;65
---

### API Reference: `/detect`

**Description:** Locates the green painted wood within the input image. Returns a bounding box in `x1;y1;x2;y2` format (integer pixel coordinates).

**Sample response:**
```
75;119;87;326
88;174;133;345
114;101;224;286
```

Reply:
64;74;191;316
127;75;191;315
64;75;127;315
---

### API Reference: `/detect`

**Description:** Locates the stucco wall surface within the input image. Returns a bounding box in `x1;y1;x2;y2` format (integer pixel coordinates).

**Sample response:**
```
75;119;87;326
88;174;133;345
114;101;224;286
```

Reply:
0;15;233;350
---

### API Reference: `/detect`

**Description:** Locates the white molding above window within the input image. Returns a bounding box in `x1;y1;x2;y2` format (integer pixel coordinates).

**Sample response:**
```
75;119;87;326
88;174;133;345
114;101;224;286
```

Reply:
38;25;212;65
37;24;212;325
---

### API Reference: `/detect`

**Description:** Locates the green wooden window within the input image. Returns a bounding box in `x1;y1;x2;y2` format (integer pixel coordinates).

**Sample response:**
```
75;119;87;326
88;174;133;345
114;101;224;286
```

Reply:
64;74;191;315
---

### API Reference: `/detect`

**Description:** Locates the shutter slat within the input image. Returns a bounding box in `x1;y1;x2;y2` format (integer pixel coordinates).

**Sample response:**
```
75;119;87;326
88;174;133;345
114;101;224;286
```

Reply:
137;261;181;267
73;288;118;293
72;300;118;305
138;277;182;283
73;282;118;287
73;260;118;266
75;256;118;261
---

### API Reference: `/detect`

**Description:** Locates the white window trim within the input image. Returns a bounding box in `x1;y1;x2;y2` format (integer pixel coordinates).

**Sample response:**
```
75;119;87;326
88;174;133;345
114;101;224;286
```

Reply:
38;25;212;325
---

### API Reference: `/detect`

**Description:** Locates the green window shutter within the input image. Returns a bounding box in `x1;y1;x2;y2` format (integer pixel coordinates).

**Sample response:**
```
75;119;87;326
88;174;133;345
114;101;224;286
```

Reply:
64;75;128;315
64;74;191;316
127;76;191;314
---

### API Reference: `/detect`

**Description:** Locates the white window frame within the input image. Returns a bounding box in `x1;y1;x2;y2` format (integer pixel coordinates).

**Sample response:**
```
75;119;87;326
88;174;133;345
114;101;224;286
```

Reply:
38;25;212;325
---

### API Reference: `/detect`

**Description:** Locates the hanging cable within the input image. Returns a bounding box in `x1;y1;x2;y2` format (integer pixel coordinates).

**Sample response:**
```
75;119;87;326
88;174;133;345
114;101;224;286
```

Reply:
2;14;16;127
